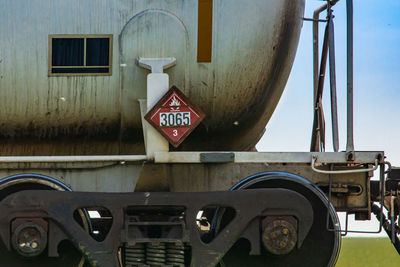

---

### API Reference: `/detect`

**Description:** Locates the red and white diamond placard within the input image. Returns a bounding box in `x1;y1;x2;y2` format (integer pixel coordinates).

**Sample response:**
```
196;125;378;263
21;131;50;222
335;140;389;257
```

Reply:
144;86;205;147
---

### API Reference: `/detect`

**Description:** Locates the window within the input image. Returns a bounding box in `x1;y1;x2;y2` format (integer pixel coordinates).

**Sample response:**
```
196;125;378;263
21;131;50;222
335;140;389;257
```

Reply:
48;35;112;76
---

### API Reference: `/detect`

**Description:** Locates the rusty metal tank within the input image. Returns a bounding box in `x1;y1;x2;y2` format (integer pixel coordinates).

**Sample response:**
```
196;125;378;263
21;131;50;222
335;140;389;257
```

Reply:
0;0;305;155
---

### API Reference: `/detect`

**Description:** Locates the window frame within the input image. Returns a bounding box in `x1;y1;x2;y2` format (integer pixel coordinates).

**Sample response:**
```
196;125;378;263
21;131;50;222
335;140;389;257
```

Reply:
48;34;113;77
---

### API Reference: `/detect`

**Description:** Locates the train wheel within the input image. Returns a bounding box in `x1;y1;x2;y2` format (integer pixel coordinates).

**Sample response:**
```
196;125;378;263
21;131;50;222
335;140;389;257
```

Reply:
0;174;89;267
218;172;341;267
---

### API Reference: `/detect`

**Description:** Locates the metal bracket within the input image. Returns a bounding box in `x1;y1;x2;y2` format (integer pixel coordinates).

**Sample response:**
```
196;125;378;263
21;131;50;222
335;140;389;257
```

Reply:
137;57;177;159
137;57;176;73
200;153;235;163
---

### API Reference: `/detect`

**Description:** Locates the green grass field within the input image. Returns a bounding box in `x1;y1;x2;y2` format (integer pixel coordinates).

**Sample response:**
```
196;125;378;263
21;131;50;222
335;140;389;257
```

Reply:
335;238;400;267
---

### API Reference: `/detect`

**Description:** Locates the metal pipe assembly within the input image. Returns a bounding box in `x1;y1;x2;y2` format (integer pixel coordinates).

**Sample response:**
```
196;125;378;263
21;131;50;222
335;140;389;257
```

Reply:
311;0;356;156
312;0;339;98
310;2;329;152
310;0;340;152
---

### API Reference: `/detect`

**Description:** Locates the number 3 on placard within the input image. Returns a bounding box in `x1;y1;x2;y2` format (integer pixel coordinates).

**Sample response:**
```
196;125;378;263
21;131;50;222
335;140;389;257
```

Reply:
173;129;178;136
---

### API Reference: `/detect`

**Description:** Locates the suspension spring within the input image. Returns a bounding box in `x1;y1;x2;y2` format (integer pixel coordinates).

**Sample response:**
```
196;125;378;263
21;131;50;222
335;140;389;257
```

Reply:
166;243;186;266
124;243;146;266
146;243;167;266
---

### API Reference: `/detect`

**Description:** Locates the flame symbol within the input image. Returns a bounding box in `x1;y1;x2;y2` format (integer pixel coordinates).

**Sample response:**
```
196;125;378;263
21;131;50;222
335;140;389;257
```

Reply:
169;96;181;107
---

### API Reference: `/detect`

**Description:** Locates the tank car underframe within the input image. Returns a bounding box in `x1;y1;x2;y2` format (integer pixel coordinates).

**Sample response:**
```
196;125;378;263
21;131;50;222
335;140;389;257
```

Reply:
0;150;386;266
0;151;383;217
156;151;383;219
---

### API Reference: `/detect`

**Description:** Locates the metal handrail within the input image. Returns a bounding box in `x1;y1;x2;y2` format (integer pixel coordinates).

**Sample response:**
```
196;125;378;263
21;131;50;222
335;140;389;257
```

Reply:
310;0;340;153
311;156;378;174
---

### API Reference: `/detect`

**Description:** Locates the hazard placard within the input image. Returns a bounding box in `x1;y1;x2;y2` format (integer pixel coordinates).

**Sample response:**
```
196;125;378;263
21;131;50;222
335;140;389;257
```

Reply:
144;86;205;147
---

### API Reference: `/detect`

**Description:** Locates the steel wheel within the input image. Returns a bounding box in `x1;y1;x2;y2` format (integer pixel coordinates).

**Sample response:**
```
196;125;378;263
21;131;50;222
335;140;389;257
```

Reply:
0;174;89;267
218;172;341;267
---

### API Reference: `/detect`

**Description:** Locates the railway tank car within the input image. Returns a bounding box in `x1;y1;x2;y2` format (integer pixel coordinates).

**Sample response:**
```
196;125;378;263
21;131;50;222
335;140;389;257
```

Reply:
0;0;303;155
0;0;399;266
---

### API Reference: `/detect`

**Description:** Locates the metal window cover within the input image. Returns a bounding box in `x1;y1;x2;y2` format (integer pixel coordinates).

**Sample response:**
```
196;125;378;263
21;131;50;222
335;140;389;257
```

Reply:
48;34;113;76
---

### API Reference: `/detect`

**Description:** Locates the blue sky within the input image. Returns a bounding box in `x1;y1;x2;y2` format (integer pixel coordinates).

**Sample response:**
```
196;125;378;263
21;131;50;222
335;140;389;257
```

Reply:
258;0;400;164
257;0;400;236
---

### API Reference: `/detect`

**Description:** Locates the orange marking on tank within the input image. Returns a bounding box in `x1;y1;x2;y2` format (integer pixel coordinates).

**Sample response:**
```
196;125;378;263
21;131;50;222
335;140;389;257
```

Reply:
197;0;213;62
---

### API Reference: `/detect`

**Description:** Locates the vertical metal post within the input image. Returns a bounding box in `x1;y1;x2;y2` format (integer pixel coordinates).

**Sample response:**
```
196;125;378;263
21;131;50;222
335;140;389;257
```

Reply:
312;8;321;104
137;58;176;160
311;4;325;153
328;11;339;152
346;0;355;159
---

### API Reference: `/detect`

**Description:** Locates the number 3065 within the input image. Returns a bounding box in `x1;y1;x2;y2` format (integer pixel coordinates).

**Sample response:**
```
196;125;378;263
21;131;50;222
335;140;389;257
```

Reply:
160;112;190;126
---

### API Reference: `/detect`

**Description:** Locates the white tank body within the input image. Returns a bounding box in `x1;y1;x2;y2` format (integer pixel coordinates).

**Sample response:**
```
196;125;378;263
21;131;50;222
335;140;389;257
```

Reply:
0;0;305;155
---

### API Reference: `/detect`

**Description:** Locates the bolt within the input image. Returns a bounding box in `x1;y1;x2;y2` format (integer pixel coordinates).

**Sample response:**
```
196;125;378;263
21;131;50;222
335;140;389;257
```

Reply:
282;228;289;235
31;242;38;249
280;241;287;248
12;221;47;257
